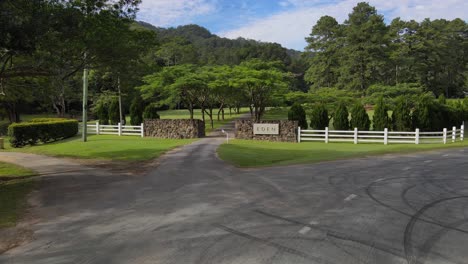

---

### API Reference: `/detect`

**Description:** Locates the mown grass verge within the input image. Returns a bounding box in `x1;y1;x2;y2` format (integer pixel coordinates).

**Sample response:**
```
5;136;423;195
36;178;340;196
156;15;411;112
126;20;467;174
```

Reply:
1;135;196;161
218;139;468;168
0;163;36;228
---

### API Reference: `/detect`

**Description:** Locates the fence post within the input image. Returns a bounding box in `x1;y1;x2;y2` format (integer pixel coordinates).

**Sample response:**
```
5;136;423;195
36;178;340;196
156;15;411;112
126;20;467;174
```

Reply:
141;123;144;138
415;128;419;145
443;128;447;144
461;125;464;141
118;122;122;136
384;128;388;145
325;127;329;143
354;127;358;144
452;126;456;143
96;121;100;135
297;126;301;143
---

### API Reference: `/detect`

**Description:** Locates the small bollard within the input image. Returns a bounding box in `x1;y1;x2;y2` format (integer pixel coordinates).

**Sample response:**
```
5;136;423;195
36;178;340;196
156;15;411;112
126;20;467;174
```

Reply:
0;138;4;149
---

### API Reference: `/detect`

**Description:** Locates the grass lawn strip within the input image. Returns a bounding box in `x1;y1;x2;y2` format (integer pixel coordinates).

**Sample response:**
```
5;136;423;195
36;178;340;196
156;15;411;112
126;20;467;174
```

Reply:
0;162;36;179
0;162;36;228
218;139;468;168
1;135;196;162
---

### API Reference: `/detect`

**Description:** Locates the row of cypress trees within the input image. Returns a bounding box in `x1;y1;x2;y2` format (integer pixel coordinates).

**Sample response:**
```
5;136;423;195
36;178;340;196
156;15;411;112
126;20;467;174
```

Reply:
288;96;468;132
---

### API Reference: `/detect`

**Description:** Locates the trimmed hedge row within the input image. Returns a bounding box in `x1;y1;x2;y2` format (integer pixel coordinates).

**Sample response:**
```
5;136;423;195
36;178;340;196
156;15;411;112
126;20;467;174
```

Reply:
8;119;78;148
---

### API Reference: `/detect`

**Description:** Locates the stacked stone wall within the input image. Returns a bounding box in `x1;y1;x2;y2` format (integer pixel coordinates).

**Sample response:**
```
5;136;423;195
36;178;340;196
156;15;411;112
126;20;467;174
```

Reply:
144;119;205;139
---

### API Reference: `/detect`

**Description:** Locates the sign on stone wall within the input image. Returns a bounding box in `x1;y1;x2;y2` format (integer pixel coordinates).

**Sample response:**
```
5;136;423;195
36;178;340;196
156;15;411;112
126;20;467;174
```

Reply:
235;120;298;142
253;124;279;135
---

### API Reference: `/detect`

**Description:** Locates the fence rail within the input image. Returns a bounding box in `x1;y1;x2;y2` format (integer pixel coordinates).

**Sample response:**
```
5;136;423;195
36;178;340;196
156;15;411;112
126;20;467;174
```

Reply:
80;122;144;137
298;125;464;145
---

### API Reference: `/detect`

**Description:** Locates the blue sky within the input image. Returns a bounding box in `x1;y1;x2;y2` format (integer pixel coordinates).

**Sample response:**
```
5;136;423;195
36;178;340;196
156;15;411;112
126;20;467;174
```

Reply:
137;0;468;50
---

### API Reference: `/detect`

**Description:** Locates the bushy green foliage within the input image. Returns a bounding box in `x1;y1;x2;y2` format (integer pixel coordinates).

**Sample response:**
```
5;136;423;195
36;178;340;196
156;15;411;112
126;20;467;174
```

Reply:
143;103;160;120
130;96;144;126
310;104;329;129
95;103;109;125
438;94;447;105
333;101;349;130
364;83;424;106
350;103;371;130
372;97;391;130
392;96;413;131
108;99;120;125
8;120;78;148
288;103;308;129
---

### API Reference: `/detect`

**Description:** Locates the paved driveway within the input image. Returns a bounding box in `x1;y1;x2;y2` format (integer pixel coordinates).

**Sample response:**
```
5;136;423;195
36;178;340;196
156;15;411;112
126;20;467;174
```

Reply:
1;137;467;264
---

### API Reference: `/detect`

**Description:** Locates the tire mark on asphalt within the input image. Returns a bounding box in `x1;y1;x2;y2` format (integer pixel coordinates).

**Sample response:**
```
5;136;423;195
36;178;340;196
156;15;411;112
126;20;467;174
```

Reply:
212;223;326;263
403;196;468;264
366;178;468;235
417;218;468;264
253;209;404;259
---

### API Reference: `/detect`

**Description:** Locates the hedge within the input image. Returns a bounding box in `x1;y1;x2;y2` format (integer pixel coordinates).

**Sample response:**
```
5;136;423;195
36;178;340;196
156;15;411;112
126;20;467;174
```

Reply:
29;118;68;123
8;119;78;148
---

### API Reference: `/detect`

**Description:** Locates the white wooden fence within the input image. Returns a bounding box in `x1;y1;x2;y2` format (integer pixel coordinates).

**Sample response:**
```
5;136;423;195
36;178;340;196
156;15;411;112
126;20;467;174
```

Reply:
298;125;464;145
80;122;144;137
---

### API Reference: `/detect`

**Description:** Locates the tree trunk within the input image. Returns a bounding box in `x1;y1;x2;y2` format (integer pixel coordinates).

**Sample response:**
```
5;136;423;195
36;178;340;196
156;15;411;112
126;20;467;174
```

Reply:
5;102;20;123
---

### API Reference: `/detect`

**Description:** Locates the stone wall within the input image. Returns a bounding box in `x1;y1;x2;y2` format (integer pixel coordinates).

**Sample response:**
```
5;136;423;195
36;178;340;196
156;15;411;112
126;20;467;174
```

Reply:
144;119;205;139
235;120;298;142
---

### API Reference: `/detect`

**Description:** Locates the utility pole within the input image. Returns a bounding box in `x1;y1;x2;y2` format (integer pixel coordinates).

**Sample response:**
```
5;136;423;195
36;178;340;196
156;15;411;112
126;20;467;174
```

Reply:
118;76;123;125
82;53;88;142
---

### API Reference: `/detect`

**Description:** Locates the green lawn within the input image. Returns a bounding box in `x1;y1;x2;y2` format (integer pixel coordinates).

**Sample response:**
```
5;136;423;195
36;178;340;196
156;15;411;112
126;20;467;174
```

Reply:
2;135;195;161
0;162;36;228
218;139;468;167
0;162;35;179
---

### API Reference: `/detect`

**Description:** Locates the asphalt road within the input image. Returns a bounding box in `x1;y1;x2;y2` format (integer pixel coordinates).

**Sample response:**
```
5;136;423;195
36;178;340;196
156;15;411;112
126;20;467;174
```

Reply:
1;134;468;263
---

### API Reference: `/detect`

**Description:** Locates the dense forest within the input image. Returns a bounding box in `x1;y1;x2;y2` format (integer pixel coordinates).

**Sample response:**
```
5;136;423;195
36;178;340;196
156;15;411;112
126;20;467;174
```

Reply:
305;3;468;97
0;0;467;126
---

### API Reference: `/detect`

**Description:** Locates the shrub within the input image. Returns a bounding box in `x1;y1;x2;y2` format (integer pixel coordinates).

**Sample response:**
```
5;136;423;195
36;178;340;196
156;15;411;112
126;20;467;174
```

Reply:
8;119;78;148
392;96;413;131
333;101;349;130
130;96;144;126
108;99;120;125
143;103;160;120
310;104;329;130
372;96;391;131
412;95;447;131
288;103;308;129
350;103;371;130
438;94;446;105
96;103;109;125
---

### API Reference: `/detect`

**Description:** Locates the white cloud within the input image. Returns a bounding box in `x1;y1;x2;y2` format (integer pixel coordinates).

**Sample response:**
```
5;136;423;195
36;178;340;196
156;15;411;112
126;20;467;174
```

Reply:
137;0;217;27
219;0;468;50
